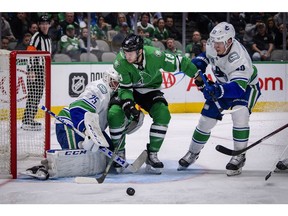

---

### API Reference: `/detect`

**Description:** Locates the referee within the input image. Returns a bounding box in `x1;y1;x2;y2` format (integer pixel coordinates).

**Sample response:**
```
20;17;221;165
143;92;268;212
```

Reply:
22;14;52;131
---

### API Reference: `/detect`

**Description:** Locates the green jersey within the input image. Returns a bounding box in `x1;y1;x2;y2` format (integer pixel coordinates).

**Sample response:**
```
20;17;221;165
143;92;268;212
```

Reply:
113;45;198;100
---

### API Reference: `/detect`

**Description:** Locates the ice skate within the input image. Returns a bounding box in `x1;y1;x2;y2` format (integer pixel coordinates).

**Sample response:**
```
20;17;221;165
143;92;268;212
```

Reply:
275;158;288;171
20;165;49;180
21;120;42;131
178;151;199;171
145;151;163;174
226;154;246;176
113;149;126;173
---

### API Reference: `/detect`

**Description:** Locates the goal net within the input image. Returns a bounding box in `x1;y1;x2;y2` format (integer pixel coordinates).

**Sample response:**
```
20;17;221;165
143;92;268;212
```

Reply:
0;50;51;179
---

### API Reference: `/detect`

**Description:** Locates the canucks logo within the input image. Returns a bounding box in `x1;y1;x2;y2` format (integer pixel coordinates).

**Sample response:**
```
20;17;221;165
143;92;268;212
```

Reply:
228;52;240;63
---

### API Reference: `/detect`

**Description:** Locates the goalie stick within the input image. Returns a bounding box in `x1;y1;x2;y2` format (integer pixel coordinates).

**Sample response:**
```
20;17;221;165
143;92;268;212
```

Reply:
198;71;244;115
39;105;146;173
216;123;288;156
265;143;288;181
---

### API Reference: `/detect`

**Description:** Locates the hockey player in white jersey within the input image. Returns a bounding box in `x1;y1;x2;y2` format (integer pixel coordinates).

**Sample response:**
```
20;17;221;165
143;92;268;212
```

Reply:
178;22;261;176
22;68;129;179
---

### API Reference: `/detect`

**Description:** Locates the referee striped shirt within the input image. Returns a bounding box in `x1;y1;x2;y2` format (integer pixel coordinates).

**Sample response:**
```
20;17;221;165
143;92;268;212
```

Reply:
27;31;52;54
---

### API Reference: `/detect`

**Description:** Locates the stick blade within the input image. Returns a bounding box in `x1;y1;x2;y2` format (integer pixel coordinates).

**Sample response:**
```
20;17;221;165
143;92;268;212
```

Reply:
128;150;147;172
265;171;272;181
215;145;234;156
75;176;100;184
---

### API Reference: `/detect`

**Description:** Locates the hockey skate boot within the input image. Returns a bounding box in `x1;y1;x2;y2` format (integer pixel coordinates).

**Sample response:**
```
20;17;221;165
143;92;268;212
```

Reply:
145;151;164;174
21;165;49;180
178;151;199;171
276;158;288;171
226;154;246;176
21;120;42;131
113;149;126;173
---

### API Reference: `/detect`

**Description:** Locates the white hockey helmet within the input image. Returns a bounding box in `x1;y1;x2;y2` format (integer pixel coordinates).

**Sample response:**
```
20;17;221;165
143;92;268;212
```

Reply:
103;67;121;92
210;22;235;43
209;22;235;54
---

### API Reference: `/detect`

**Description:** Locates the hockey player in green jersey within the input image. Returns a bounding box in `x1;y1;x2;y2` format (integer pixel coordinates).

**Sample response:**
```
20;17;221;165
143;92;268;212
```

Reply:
109;33;198;174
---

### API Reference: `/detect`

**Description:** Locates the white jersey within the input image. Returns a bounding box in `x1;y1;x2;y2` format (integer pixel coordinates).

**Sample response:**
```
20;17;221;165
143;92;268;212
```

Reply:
206;39;258;87
69;79;112;131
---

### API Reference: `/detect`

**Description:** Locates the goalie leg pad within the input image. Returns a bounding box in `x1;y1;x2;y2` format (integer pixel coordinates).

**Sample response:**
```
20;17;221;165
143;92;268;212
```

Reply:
46;149;106;178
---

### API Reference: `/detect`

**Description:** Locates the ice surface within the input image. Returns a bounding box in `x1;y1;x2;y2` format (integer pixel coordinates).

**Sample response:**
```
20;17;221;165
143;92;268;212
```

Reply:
1;112;288;215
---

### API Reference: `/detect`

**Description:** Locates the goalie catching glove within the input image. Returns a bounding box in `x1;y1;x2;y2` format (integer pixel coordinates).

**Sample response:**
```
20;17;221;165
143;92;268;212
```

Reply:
122;99;140;121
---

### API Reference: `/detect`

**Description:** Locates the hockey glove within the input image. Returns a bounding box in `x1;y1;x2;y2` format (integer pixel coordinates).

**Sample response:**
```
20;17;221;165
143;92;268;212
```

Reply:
194;74;214;92
122;99;140;121
203;83;224;101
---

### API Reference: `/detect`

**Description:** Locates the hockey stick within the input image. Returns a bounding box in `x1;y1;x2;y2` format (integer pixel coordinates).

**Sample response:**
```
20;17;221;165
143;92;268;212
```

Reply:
216;123;288;156
198;71;244;115
39;105;146;172
94;134;125;184
265;143;288;181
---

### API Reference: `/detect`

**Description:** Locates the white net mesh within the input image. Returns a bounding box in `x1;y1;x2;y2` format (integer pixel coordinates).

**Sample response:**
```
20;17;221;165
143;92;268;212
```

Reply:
0;50;51;178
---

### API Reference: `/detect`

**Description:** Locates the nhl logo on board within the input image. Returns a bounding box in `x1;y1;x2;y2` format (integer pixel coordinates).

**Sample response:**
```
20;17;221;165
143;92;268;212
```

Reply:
69;73;88;97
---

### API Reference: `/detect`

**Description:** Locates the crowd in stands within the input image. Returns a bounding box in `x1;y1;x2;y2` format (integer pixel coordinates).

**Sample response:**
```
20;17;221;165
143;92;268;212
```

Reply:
1;12;288;62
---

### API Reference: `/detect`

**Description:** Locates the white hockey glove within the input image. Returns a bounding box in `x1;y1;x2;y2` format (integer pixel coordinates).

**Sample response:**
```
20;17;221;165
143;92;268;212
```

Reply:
80;135;99;152
84;112;109;147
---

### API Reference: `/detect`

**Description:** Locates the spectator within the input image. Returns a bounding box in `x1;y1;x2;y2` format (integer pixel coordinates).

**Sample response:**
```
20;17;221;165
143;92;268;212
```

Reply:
27;21;38;36
59;12;80;37
243;20;259;57
137;27;153;46
251;22;274;61
111;22;131;52
1;36;10;50
273;13;288;29
229;12;246;43
92;15;109;40
60;24;81;61
79;27;99;52
185;30;202;59
154;18;169;44
137;13;155;40
14;33;32;50
114;13;127;32
104;13;118;29
274;23;288;49
9;12;30;43
266;17;278;40
1;16;16;42
48;14;62;55
165;16;182;41
165;38;183;56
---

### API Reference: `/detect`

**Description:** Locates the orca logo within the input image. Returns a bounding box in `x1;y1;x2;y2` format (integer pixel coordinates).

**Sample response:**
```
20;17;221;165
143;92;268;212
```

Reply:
69;73;88;97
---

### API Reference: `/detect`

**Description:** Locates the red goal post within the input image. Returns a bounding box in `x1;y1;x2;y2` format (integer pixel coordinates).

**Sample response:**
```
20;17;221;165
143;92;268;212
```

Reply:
0;50;51;179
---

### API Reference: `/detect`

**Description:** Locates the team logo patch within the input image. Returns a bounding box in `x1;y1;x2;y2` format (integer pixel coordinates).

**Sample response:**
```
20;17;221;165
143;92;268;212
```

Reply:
97;83;108;94
154;49;162;57
114;59;120;68
228;52;240;63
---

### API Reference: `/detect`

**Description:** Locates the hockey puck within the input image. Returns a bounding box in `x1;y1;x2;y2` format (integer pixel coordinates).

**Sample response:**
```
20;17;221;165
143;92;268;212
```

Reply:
126;187;135;196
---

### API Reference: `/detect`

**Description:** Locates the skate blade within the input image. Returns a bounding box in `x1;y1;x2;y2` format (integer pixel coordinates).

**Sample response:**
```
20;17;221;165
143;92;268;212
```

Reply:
226;168;242;176
177;165;188;171
145;164;162;174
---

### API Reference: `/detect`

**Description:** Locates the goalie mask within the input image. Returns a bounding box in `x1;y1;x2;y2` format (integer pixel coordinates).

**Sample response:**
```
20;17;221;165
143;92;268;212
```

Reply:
209;22;235;55
103;68;121;92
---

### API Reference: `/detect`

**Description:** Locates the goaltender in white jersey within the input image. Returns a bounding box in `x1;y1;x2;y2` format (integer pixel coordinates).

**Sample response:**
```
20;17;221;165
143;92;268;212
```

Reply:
178;22;261;176
21;68;144;180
